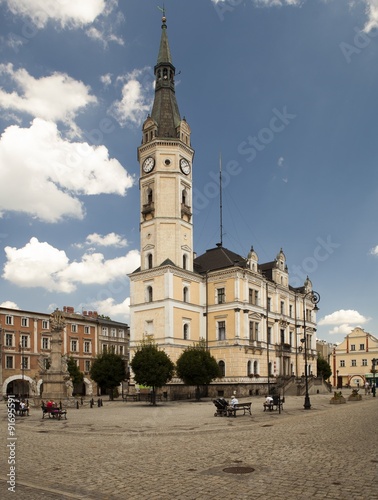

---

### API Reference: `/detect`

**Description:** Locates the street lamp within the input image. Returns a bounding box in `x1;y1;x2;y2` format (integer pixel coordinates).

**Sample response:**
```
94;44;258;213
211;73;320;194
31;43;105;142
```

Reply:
301;290;320;410
336;370;339;389
372;358;376;397
18;340;25;398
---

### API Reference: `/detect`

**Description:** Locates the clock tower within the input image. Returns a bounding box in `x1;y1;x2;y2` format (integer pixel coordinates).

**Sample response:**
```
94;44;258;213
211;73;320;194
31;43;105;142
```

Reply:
129;14;202;356
138;14;194;272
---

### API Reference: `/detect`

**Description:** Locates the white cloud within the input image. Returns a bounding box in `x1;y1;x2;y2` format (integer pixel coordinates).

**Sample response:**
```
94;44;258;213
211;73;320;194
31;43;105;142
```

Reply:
2;237;140;293
109;68;153;127
363;0;378;32
318;309;370;334
92;296;130;321
0;0;107;29
0;64;97;134
370;245;378;255
85;232;128;248
101;74;113;87
254;0;302;5
58;251;140;285
0;300;20;309
278;156;285;167
3;238;72;292
0;118;134;222
318;309;370;325
328;324;356;335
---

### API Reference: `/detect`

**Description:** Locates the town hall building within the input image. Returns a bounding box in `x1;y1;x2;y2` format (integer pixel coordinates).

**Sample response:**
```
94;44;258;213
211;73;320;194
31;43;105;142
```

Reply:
128;14;319;398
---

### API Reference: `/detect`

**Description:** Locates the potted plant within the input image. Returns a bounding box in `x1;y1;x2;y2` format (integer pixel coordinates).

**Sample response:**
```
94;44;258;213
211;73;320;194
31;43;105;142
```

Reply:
348;389;362;401
330;391;346;404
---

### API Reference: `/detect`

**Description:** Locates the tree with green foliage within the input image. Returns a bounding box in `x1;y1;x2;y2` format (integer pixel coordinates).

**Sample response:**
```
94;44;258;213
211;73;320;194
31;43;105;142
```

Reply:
90;352;126;400
317;355;332;381
130;338;175;405
176;339;221;400
66;356;84;386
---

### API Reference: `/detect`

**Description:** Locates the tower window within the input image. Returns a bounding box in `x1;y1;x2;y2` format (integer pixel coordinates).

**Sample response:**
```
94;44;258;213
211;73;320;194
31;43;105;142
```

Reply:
183;254;188;270
183;286;189;302
147;188;153;204
147;286;153;302
182;189;187;205
147;254;153;269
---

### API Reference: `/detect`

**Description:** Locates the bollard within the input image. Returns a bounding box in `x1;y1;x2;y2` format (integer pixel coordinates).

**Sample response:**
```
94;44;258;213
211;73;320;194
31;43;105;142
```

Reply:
59;401;62;409
76;401;79;409
100;398;103;407
97;399;101;407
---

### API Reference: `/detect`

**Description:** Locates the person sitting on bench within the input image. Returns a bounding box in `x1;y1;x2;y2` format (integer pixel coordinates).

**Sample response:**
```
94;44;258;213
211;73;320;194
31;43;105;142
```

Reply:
230;395;239;406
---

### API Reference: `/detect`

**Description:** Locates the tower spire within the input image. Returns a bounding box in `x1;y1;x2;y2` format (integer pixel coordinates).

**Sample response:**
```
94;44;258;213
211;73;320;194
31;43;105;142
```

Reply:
151;9;181;138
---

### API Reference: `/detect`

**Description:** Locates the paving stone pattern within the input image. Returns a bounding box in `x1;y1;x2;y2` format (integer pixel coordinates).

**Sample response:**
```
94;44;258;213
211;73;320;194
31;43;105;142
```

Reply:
1;392;377;500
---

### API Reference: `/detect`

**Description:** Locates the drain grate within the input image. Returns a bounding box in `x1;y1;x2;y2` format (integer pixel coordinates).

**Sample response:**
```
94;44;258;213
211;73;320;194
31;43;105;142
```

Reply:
223;466;255;474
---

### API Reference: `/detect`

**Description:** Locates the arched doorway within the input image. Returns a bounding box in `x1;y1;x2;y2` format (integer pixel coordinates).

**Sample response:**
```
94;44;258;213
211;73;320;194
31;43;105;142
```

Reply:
2;375;34;398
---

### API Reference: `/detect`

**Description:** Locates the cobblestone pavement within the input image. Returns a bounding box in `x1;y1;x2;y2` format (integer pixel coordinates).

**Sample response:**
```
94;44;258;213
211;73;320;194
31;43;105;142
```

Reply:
1;392;377;500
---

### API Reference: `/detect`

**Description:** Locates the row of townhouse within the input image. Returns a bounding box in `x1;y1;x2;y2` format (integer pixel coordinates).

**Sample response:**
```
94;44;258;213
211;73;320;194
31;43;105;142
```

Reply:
0;305;130;398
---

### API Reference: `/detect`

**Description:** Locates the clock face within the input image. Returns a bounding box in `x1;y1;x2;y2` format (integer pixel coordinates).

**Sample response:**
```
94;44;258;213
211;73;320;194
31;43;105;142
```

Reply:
180;158;191;175
143;157;155;173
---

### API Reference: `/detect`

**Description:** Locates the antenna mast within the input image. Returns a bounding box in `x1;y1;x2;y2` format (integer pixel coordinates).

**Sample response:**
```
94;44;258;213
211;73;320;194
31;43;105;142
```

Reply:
219;152;223;247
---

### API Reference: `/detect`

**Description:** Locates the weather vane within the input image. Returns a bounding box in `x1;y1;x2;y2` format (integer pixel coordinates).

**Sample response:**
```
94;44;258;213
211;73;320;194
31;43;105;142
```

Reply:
157;4;166;19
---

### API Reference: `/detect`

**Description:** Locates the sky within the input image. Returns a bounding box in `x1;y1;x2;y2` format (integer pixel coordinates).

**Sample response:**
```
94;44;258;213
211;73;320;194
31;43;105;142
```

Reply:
0;0;378;345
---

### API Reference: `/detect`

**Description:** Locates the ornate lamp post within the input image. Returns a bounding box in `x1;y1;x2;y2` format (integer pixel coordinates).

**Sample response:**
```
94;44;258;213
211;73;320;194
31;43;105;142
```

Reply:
19;340;25;398
372;358;376;397
301;290;320;410
336;369;339;389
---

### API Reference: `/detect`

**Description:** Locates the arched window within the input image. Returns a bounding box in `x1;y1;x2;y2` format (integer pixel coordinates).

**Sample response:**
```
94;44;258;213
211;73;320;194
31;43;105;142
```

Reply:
218;360;225;377
247;360;252;376
253;361;258;375
183;286;188;302
182;188;187;205
183;254;187;270
183;323;189;340
147;286;153;303
147;254;153;269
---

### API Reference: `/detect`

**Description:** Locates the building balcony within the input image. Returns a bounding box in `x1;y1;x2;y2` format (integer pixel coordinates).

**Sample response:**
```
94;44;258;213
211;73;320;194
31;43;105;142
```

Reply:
181;203;192;218
142;202;155;216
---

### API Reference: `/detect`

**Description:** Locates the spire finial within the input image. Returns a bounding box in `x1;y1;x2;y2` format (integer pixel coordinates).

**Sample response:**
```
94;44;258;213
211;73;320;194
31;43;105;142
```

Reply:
157;5;166;27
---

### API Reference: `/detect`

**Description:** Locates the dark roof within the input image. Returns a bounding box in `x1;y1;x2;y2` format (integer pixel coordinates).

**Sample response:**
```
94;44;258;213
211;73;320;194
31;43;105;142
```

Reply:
194;245;247;274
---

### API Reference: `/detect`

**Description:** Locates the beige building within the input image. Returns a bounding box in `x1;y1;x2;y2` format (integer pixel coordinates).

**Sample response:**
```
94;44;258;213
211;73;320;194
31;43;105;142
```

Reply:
129;16;320;397
332;327;378;389
1;305;129;398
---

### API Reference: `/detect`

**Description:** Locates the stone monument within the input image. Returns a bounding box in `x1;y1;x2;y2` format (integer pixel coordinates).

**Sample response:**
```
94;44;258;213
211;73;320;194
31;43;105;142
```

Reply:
40;308;71;400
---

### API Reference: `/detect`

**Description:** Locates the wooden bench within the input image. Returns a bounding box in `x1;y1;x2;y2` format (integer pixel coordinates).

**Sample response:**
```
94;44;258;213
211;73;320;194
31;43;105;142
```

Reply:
227;402;252;417
41;404;67;420
263;396;283;413
122;393;140;402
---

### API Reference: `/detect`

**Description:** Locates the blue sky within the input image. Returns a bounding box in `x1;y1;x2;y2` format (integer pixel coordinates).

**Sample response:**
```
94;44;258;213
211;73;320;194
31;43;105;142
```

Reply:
0;0;378;345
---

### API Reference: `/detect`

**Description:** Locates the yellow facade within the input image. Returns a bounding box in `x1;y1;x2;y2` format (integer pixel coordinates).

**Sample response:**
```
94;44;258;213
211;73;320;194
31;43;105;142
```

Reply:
332;327;378;389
